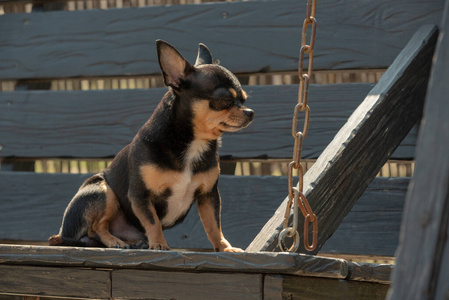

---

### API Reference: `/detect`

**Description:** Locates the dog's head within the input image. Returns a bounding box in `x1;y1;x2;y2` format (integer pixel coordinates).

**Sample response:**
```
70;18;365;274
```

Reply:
156;40;254;140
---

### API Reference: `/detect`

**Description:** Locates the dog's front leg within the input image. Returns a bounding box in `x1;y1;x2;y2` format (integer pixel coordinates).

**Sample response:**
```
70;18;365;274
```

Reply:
128;192;170;250
197;184;243;252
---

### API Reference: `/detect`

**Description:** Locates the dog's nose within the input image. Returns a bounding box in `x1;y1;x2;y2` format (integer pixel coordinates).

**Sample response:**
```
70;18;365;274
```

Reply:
243;109;254;120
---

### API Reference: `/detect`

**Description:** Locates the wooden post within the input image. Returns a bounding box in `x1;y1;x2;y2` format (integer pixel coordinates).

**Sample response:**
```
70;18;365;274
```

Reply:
387;2;449;299
246;25;439;254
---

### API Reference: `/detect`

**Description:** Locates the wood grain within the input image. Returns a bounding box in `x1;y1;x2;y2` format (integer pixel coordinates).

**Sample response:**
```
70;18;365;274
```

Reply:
0;244;349;280
112;270;262;299
0;172;407;256
0;0;443;79
0;265;110;298
246;25;439;254
280;275;390;300
320;178;409;257
0;83;418;159
387;3;449;299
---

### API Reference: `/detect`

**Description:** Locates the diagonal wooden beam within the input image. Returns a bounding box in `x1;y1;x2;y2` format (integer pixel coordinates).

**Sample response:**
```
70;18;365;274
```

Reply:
246;25;439;254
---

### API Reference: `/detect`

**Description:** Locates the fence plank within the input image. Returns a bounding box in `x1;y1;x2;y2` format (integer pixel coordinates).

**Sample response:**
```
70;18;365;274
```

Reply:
0;265;110;298
0;83;418;160
112;270;262;300
0;172;407;256
0;0;443;79
246;25;439;254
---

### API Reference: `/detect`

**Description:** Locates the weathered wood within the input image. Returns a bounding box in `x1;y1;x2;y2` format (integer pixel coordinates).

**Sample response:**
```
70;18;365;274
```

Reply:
246;25;439;254
348;262;393;284
0;171;407;255
112;270;262;300
278;275;390;300
0;245;348;280
0;172;286;248
0;0;443;79
320;177;409;257
387;3;449;299
0;265;110;298
0;83;418;159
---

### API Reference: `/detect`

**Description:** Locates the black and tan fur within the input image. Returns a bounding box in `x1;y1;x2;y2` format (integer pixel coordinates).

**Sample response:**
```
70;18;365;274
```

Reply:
49;40;254;252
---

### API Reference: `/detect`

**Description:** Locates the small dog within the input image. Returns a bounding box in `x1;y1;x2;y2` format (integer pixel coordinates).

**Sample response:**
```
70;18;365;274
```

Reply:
49;40;254;252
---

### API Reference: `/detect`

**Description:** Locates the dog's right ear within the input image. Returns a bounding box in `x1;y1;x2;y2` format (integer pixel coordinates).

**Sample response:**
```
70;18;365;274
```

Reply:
195;43;213;66
156;40;193;89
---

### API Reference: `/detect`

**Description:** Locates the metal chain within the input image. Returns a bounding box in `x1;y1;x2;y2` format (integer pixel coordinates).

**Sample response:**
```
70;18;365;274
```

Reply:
278;0;318;253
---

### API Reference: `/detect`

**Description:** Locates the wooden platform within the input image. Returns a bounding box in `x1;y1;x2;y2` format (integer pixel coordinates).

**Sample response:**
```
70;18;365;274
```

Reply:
0;245;391;299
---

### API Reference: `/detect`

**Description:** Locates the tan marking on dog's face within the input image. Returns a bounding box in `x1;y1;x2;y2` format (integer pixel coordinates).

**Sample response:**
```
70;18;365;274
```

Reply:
193;100;252;140
140;164;182;193
229;88;237;99
242;90;248;100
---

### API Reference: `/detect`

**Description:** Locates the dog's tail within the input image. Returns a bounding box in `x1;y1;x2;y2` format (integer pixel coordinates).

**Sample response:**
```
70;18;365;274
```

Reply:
49;234;83;247
48;234;103;247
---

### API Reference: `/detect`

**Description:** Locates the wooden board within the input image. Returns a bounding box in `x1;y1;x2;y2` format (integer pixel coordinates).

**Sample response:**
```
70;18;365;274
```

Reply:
320;177;408;257
112;270;261;300
0;172;286;248
0;0;443;79
0;245;348;279
387;3;449;299
0;83;418;159
0;265;110;298
246;25;439;254
273;275;390;300
0;171;407;256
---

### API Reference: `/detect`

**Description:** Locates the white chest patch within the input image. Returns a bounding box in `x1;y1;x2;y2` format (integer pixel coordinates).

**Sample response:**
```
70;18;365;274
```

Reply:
161;140;210;227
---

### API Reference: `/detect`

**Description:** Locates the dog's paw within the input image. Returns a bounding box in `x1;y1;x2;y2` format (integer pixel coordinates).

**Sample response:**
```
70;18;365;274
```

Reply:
221;246;244;253
130;240;149;249
111;242;130;249
149;241;170;251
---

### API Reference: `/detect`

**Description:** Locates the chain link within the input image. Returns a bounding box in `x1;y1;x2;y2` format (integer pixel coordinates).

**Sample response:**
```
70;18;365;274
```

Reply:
278;0;318;253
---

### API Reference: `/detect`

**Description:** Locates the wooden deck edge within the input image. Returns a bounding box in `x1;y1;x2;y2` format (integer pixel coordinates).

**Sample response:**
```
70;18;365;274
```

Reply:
0;244;391;284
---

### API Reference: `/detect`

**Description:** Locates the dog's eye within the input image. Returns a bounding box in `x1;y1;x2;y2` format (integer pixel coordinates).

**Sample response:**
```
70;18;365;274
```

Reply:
210;98;233;110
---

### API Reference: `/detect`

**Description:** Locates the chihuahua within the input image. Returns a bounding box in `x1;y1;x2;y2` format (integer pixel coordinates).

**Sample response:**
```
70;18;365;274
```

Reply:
49;40;254;252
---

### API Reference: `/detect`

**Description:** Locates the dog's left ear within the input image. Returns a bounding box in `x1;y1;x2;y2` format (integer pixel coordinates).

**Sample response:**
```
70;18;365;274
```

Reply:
156;40;193;89
195;43;213;66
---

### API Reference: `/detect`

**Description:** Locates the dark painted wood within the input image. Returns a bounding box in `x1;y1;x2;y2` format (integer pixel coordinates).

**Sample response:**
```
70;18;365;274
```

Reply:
279;275;390;300
320;178;409;257
0;172;286;248
0;245;349;279
112;270;262;300
0;265;110;298
388;3;449;299
0;171;407;255
246;25;439;254
0;83;418;159
348;262;393;284
0;0;443;79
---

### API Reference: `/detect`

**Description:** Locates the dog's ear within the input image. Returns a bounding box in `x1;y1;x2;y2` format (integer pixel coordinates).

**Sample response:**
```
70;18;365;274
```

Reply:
156;40;193;89
195;43;213;66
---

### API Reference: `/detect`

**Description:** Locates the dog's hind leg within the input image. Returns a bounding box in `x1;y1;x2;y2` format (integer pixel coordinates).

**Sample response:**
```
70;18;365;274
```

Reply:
89;181;130;249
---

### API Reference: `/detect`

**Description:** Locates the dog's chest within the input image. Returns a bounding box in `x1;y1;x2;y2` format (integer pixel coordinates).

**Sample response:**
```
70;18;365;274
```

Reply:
162;140;211;226
140;140;214;227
